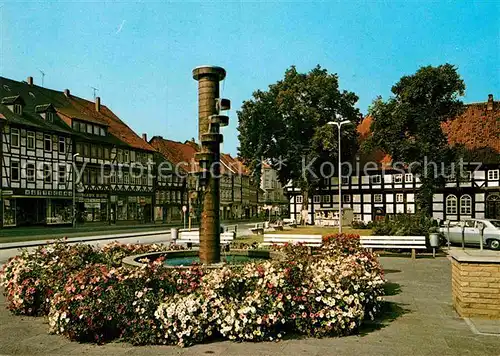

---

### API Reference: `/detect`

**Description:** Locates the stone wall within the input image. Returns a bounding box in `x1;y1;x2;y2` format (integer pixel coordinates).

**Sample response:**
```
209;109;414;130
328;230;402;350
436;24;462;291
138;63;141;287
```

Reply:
451;255;500;319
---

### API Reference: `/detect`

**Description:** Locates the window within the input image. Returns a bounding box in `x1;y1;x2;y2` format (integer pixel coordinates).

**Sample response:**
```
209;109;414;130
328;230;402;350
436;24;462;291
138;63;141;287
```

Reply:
370;175;381;184
46;112;54;122
130;151;136;162
73;121;80;131
296;195;303;203
76;143;83;155
488;170;499;181
124;172;130;184
84;144;90;157
58;165;66;183
396;193;404;203
90;170;97;184
100;127;105;136
124;150;129;163
44;134;51;151
97;146;103;159
341;177;349;185
405;173;413;183
461;171;472;181
26;163;35;182
117;149;123;163
79;122;86;133
93;125;100;135
460;195;472;215
313;195;320;203
11;161;20;181
446;195;458;215
394;174;403;183
342;195;351;203
110;171;116;184
27;131;35;149
11;128;20;147
86;124;92;134
104;147;110;160
14;104;22;115
374;194;383;203
59;137;65;153
43;164;52;183
322;195;331;203
91;145;97;158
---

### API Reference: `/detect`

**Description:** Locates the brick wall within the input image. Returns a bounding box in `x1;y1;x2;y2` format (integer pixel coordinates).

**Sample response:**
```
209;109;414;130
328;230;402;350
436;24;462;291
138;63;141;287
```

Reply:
451;259;500;319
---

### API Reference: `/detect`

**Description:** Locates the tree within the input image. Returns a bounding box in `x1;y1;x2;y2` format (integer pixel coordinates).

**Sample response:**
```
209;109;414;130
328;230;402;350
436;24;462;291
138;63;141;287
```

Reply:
237;65;362;223
365;64;465;215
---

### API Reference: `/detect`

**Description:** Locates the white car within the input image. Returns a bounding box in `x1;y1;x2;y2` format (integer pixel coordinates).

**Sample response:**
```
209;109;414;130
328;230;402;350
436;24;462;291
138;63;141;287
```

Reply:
440;219;500;250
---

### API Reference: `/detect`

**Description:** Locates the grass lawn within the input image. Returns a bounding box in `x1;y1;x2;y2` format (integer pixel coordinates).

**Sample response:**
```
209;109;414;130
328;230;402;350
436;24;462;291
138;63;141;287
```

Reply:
236;227;372;244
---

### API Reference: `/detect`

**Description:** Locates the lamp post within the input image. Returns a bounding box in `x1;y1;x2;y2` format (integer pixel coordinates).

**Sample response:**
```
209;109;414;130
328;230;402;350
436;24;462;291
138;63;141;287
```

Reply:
72;153;80;228
327;117;352;234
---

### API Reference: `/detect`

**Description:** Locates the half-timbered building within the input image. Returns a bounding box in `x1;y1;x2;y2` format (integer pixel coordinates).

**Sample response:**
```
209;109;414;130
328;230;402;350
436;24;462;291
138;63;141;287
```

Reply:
286;94;500;224
1;75;157;227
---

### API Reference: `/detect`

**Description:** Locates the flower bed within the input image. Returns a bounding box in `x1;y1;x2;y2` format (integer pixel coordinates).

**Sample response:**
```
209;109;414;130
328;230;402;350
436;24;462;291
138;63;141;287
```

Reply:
0;234;385;347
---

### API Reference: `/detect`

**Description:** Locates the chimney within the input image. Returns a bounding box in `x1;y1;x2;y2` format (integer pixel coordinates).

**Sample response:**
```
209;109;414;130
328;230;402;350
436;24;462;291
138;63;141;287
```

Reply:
142;133;147;142
64;89;70;97
487;94;494;111
27;76;33;85
95;96;101;112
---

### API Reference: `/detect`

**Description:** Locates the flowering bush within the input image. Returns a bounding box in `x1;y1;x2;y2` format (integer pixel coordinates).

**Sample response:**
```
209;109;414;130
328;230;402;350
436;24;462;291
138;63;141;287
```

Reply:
1;235;386;347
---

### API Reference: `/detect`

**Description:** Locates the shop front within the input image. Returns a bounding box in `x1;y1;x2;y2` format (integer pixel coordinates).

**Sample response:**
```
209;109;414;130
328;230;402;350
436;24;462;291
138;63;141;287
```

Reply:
75;193;109;223
2;189;72;227
110;194;153;223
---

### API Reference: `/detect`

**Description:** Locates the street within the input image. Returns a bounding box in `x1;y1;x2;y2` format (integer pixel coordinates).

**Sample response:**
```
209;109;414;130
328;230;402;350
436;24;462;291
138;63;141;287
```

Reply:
0;221;259;266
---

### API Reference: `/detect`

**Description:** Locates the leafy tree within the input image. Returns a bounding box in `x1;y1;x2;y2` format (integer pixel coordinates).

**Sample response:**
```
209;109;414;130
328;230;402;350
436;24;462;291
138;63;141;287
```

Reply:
237;66;361;222
365;64;465;215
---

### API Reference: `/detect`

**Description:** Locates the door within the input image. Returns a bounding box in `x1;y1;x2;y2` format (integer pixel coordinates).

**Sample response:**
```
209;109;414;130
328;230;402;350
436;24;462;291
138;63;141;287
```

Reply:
486;195;500;220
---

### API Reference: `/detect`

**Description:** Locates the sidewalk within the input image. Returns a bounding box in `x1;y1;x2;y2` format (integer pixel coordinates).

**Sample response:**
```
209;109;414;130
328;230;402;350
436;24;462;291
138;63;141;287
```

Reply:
1;257;499;355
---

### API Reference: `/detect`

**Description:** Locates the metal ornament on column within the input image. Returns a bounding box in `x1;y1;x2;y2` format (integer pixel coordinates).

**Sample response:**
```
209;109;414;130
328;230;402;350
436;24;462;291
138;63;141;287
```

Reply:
193;66;230;264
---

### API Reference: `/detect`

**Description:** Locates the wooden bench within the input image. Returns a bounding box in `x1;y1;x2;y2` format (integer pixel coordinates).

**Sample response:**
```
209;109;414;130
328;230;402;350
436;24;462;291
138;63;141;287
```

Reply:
250;223;265;235
360;235;426;259
177;231;235;246
261;234;322;247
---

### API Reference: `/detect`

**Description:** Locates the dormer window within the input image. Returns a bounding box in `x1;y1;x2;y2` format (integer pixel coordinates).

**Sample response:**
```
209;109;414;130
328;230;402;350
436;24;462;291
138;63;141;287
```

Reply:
2;95;25;115
14;104;22;115
35;104;56;122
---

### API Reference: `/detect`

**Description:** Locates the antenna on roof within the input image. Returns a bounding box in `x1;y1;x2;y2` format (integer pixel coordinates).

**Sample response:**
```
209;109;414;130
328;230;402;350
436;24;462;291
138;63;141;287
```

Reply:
91;86;99;100
38;69;45;87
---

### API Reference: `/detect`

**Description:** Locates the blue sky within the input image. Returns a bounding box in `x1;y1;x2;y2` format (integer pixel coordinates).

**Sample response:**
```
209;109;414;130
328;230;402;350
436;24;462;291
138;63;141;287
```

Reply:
1;1;498;155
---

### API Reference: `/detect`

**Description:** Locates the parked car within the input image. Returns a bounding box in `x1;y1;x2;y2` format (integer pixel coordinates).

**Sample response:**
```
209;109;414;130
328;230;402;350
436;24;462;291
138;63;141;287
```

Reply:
439;219;500;250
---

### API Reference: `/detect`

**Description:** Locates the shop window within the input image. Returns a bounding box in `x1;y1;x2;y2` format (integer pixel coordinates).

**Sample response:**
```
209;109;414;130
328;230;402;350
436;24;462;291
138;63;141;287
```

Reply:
27;131;35;149
44;134;52;151
460;195;472;215
3;199;16;226
59;137;66;153
26;163;35;182
11;161;20;181
11;128;20;147
446;195;457;215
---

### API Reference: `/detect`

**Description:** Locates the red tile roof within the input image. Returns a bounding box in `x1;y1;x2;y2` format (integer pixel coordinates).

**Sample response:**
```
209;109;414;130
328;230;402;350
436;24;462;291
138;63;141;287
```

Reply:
358;95;499;164
150;137;199;173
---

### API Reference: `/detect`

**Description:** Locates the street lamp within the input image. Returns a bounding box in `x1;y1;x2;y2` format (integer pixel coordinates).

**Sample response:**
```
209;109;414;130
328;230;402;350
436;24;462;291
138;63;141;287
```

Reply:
327;117;352;234
72;153;80;228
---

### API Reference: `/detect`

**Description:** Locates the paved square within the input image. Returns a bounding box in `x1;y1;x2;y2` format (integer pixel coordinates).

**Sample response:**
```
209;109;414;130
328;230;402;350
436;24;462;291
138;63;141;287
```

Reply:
1;256;499;355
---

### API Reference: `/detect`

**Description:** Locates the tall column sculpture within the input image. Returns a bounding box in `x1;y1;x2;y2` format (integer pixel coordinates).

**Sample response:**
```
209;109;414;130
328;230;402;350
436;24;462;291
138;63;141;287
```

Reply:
193;65;230;264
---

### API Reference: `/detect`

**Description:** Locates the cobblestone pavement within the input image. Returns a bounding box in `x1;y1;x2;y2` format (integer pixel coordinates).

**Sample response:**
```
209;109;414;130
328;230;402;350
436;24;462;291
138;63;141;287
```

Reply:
1;256;499;356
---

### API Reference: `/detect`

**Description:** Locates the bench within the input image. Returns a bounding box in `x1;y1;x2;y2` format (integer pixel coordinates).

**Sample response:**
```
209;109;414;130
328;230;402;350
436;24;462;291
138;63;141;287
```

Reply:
250;223;265;235
359;235;426;259
177;231;235;247
261;234;322;247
